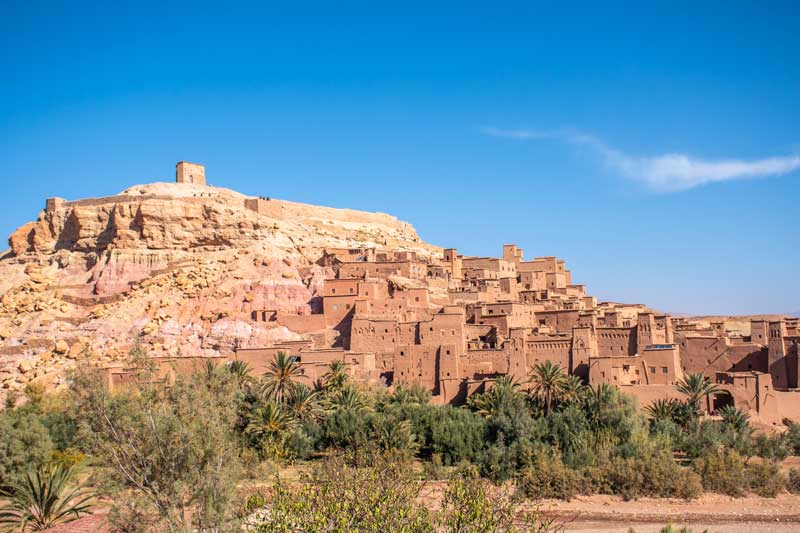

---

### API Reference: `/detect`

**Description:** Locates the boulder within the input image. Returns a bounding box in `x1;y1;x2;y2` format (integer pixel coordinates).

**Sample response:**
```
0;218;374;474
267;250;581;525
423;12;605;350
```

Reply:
18;360;33;374
53;339;69;354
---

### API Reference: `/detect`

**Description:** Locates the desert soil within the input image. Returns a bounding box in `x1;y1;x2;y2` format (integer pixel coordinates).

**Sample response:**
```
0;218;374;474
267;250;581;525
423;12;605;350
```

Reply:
539;493;800;532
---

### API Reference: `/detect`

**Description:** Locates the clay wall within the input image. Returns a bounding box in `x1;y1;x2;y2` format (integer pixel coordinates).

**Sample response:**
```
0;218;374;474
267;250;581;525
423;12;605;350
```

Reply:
597;327;637;357
350;317;400;356
525;336;571;370
323;278;360;297
275;313;327;333
517;256;566;275
589;356;644;387
535;310;581;334
322;294;356;325
640;345;682;385
461;257;516;278
394;344;438;390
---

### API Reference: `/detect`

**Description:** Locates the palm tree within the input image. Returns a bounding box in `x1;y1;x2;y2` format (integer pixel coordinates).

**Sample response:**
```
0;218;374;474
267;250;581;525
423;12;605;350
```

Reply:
644;398;679;422
373;417;418;453
675;373;724;414
0;464;93;531
203;359;221;380
529;361;567;415
260;351;303;403
561;374;586;405
389;382;432;406
321;360;349;391
719;404;750;432
324;386;370;412
286;383;321;422
245;401;299;446
227;360;254;388
467;375;523;418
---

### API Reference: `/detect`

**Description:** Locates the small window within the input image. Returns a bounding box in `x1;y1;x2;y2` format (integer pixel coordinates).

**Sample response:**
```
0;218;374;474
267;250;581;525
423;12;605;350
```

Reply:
650;367;656;374
345;304;351;310
662;367;668;374
331;288;336;294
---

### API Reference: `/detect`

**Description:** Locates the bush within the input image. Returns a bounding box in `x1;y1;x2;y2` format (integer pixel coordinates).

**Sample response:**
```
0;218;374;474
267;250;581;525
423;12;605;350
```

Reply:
322;408;373;448
599;454;701;501
0;407;54;489
787;468;800;494
477;438;545;483
754;433;791;463
785;420;800;453
390;404;488;465
70;366;244;531
437;477;559;532
250;450;432;532
693;448;747;497
747;462;785;497
518;454;579;501
249;450;561;532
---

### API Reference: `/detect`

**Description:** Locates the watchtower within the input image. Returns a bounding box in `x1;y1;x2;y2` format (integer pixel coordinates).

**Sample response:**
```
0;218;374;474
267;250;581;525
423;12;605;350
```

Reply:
176;161;206;185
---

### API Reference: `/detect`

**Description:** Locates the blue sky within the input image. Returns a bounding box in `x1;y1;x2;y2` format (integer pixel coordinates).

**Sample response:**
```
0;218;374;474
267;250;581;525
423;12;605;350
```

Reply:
1;1;798;315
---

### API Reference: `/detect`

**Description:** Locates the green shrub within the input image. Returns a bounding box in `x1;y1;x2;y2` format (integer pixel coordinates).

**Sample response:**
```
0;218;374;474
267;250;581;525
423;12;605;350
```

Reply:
0;407;54;489
754;433;791;463
693;448;747;497
787;468;800;494
322;408;372;447
747;462;785;497
599;452;701;501
437;477;559;532
518;454;579;500
784;419;800;455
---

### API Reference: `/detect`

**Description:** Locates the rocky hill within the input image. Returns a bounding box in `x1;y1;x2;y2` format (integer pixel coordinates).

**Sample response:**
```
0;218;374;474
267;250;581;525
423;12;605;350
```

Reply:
0;181;439;397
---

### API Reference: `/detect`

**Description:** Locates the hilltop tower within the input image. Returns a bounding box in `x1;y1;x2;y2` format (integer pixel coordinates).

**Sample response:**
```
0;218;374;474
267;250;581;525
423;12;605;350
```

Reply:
176;161;206;185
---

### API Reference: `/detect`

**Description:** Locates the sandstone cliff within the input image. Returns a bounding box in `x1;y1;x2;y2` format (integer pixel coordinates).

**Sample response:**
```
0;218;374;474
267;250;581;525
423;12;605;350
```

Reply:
0;182;440;396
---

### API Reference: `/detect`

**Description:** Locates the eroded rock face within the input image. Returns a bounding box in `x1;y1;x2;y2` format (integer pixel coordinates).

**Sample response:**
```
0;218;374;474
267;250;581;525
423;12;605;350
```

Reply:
0;182;440;398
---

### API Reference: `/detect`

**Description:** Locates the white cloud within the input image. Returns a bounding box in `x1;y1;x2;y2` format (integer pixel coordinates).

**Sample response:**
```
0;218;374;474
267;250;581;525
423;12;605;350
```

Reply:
482;127;800;192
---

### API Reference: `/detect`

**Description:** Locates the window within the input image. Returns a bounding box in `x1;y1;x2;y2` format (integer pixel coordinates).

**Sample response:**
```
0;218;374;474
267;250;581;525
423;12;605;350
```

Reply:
650;367;656;374
345;304;351;310
662;367;668;374
331;288;336;294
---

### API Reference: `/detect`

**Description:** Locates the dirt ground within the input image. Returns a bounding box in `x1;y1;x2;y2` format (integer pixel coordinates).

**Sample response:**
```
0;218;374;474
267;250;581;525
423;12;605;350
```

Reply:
538;493;800;532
